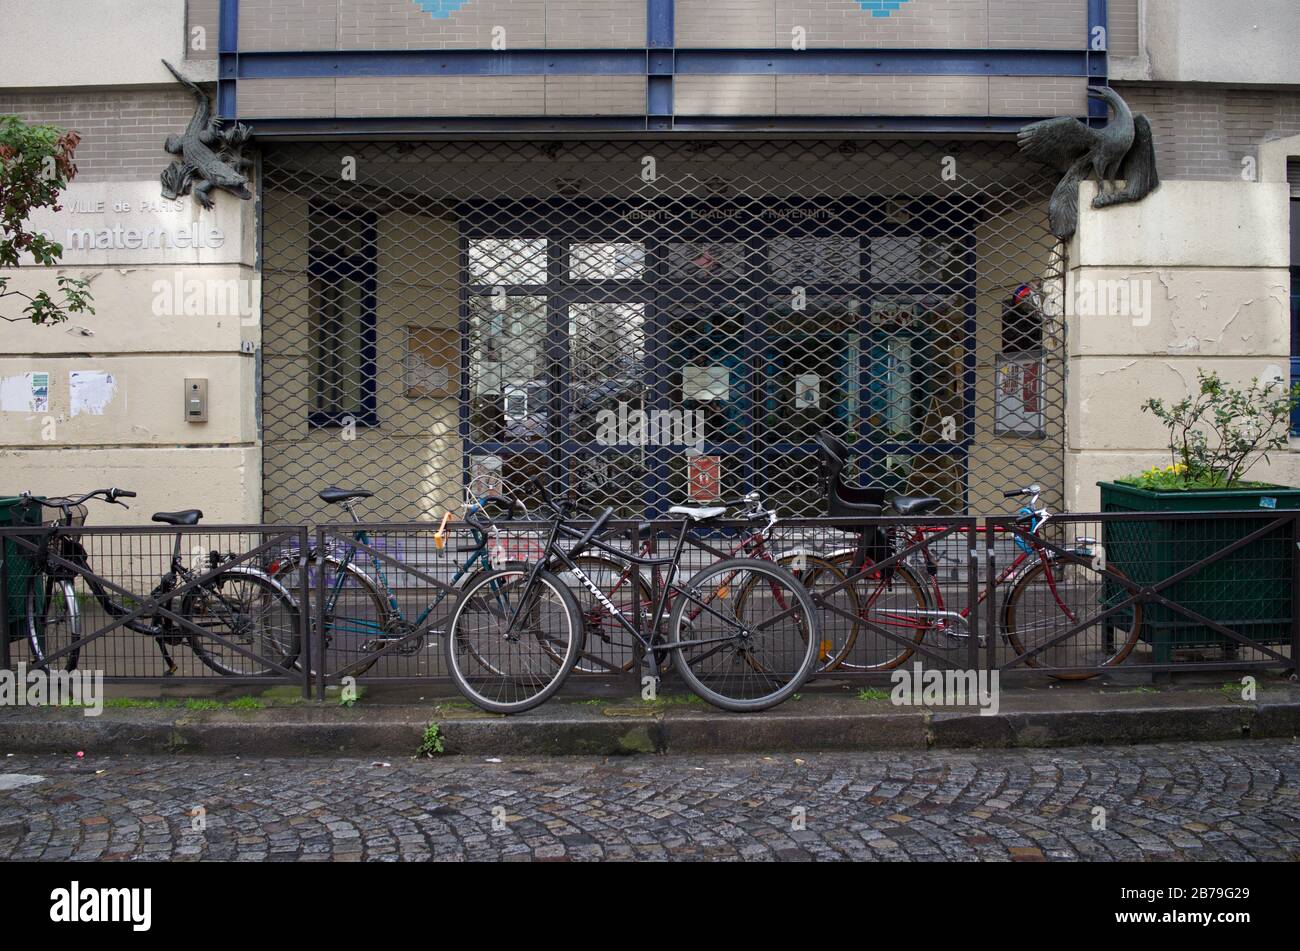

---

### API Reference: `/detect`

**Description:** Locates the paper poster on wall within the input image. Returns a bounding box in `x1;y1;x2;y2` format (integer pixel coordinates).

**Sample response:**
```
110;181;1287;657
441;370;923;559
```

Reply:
994;354;1045;437
688;454;722;502
69;370;117;416
404;326;457;398
683;365;729;402
0;372;49;413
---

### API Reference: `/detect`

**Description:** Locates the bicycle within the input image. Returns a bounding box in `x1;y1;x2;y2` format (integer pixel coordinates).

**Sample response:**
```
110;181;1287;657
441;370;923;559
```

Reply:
445;479;821;714
808;481;1143;678
267;487;532;676
550;491;860;675
20;488;300;677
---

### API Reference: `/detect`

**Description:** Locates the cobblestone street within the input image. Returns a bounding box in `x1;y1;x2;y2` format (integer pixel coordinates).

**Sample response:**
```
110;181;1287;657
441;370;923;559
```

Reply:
1;741;1298;861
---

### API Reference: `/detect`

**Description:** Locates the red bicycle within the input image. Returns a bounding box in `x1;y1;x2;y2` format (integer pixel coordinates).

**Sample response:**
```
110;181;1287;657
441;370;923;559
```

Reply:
808;484;1144;678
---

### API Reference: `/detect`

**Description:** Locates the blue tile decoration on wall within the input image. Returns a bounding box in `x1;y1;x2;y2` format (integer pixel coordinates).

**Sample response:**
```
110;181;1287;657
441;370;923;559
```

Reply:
411;0;472;19
857;0;912;17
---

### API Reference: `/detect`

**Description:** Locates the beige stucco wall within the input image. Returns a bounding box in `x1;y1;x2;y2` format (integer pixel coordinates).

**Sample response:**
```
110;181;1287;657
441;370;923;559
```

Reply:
0;183;261;524
970;201;1065;513
0;0;216;89
1063;177;1297;512
260;189;464;524
1120;0;1300;87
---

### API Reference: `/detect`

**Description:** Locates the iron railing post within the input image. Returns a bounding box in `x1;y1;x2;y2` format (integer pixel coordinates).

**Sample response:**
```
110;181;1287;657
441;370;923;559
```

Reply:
1292;512;1300;681
966;519;980;674
298;526;312;700
984;518;998;673
315;525;327;703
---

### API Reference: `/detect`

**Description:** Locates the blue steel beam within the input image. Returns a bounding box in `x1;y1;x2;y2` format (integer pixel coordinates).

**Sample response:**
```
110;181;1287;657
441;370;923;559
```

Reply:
241;115;1046;137
226;47;1101;80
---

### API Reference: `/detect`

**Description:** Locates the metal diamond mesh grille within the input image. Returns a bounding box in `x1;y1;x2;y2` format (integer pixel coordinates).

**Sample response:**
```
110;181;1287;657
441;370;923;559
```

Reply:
259;139;1064;524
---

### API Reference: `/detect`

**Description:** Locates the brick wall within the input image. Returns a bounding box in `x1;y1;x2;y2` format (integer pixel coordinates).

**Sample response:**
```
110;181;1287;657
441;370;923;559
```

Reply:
238;0;644;51
1116;83;1300;181
679;0;1088;49
238;75;645;118
0;89;196;183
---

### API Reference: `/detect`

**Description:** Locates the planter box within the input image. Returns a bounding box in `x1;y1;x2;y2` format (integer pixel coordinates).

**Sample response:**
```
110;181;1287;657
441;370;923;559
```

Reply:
1098;481;1300;663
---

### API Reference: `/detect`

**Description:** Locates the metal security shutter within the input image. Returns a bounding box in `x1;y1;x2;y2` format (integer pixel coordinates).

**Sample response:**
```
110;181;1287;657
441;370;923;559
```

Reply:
259;139;1063;523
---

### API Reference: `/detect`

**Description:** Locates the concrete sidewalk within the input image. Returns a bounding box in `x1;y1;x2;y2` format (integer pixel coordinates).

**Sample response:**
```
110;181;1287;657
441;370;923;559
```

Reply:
0;677;1297;757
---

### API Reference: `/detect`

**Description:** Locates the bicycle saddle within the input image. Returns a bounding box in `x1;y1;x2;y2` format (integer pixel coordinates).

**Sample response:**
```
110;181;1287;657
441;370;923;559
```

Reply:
319;486;373;504
152;509;203;526
892;495;942;517
667;505;728;522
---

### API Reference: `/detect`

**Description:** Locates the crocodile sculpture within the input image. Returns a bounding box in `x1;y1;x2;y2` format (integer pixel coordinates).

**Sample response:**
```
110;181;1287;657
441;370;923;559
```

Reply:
159;59;253;209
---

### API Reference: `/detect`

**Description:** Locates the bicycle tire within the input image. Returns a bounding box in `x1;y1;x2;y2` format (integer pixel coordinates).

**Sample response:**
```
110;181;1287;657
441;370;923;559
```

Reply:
809;551;930;671
186;570;302;677
772;552;861;672
668;558;819;712
551;555;653;675
445;565;584;714
1002;556;1143;680
26;576;80;672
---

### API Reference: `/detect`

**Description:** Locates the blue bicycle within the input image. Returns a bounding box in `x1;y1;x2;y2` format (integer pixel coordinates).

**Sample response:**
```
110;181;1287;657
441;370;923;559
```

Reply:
269;487;527;677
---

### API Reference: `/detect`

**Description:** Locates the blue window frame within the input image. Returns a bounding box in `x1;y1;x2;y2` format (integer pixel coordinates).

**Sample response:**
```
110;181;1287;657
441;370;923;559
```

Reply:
307;203;378;428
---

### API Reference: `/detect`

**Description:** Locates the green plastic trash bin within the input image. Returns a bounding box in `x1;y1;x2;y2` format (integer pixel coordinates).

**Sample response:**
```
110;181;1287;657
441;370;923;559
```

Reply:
0;496;43;643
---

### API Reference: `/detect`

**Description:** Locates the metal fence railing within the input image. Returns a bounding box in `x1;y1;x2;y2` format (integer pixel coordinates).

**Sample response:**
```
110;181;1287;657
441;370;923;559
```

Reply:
2;510;1297;695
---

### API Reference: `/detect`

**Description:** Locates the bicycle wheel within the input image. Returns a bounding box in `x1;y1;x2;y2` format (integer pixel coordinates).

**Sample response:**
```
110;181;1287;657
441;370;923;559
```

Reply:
26;576;80;672
810;552;930;671
186;570;301;676
1002;556;1142;679
773;552;861;672
270;556;396;677
552;555;651;674
445;566;583;714
668;558;818;712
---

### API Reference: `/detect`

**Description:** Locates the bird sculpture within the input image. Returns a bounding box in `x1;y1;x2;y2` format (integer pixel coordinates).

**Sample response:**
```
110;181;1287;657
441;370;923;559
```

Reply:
1016;86;1160;240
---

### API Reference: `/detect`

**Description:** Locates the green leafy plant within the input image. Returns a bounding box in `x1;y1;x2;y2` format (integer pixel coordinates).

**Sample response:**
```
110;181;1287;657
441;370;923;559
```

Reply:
0;115;94;325
417;722;444;757
1127;370;1300;490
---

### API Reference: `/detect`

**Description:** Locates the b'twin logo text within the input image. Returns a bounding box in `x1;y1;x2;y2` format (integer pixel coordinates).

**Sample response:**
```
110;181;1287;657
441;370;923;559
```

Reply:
50;882;151;932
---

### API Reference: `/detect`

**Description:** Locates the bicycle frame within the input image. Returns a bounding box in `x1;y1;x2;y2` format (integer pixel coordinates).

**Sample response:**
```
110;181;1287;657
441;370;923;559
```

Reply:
857;521;1080;639
314;499;539;650
516;514;786;665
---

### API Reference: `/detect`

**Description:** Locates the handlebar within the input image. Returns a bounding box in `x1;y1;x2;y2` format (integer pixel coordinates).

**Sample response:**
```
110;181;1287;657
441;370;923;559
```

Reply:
1003;484;1042;500
23;487;134;509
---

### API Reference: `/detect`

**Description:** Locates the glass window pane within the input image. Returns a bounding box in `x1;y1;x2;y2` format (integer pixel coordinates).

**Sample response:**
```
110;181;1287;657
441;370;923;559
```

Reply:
757;295;860;446
469;238;548;286
665;242;746;281
767;236;861;283
568;302;647;444
570;242;646;280
468;295;548;442
309;277;366;417
869;234;959;285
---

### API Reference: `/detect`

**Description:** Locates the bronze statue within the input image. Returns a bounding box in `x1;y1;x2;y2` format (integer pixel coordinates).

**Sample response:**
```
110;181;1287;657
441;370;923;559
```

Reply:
1017;86;1159;240
160;60;253;209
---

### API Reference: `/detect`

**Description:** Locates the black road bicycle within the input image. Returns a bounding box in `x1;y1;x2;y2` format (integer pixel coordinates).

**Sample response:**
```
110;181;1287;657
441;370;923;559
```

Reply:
20;488;300;677
444;480;821;714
